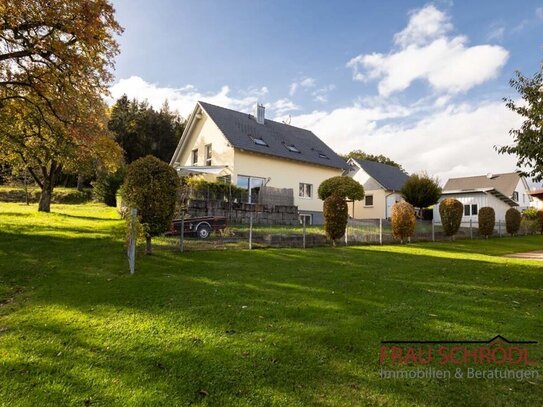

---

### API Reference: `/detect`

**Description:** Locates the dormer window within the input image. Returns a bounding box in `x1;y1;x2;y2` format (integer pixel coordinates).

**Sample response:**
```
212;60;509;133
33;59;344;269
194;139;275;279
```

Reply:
318;153;329;159
286;144;300;153
512;191;519;201
249;135;268;146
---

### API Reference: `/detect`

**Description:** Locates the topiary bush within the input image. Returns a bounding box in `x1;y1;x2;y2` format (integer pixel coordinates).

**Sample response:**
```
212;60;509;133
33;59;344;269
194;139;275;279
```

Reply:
478;207;495;238
122;155;179;254
505;208;521;236
400;172;442;216
391;201;416;243
318;176;364;201
323;195;348;245
439;198;463;238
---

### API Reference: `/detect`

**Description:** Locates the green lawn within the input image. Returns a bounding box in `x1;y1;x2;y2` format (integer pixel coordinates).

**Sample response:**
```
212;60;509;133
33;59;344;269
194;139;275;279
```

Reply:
0;202;542;406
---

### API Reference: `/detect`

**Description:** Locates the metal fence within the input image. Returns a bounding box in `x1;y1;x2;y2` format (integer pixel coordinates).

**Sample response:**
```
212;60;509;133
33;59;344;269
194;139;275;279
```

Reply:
149;217;541;253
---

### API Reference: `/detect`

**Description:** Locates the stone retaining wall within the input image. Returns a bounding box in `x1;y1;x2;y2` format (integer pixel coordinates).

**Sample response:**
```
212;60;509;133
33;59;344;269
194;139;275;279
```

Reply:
188;199;299;225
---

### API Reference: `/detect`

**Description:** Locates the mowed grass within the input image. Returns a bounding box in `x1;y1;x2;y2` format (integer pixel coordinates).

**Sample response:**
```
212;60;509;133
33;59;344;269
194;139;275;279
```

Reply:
0;202;542;406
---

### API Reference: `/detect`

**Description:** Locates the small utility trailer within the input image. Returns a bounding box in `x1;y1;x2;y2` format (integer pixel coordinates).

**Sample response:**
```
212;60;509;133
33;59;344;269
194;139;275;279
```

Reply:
166;216;227;239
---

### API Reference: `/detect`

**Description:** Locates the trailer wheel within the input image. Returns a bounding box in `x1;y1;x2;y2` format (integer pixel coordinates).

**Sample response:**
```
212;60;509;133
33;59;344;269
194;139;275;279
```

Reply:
196;224;212;239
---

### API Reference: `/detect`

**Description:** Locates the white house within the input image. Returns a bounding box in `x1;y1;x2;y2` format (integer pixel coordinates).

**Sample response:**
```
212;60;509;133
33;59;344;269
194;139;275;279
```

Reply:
433;172;534;222
169;101;348;224
346;158;409;219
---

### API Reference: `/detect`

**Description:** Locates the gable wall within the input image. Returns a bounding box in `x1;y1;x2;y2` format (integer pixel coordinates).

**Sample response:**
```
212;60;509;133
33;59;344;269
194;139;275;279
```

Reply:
172;114;235;171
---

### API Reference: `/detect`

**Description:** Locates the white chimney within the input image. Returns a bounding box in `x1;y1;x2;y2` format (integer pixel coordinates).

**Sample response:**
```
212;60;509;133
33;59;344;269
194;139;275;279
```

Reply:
255;103;265;125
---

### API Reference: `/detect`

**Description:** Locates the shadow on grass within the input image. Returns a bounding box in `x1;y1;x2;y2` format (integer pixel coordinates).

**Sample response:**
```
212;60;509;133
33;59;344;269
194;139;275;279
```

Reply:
0;231;542;406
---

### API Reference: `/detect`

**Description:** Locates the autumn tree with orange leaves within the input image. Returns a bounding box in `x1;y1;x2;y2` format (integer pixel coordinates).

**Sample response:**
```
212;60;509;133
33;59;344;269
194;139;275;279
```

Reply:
0;0;123;211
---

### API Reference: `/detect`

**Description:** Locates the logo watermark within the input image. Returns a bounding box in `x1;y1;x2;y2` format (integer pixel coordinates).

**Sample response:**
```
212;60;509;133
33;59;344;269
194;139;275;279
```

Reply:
379;335;540;381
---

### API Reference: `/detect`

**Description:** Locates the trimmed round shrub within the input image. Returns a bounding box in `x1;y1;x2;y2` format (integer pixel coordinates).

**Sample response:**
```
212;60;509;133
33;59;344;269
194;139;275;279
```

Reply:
478;207;495;238
318;176;364;201
505;208;521;236
123;155;179;254
439;198;463;237
323;195;348;245
391;201;416;243
401;173;442;214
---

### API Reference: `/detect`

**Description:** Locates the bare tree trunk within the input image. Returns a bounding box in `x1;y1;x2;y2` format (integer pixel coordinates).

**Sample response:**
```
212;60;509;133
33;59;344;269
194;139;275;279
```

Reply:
76;173;85;191
38;178;52;212
36;162;61;213
145;236;152;255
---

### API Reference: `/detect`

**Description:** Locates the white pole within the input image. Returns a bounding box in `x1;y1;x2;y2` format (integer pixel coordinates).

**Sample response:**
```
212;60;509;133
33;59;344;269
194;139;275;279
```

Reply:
345;222;348;245
431;219;435;242
470;218;473;239
379;218;383;245
128;208;137;274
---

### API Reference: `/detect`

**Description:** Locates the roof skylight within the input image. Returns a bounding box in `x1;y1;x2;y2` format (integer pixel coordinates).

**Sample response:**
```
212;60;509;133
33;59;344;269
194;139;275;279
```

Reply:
286;144;300;153
249;135;268;146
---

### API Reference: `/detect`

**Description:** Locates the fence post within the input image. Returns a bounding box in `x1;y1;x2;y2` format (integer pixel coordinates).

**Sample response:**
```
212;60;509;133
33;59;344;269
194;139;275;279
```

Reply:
127;208;137;274
249;212;253;250
302;216;306;249
469;218;473;239
431;219;435;242
179;210;185;252
379;218;383;245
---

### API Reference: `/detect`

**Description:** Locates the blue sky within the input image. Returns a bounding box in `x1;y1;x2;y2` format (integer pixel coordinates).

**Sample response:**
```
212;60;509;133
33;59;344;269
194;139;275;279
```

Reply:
110;1;543;182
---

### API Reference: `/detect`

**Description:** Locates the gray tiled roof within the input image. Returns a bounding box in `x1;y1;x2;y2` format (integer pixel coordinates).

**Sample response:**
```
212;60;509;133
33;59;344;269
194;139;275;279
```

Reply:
352;158;409;191
199;101;348;170
443;173;521;197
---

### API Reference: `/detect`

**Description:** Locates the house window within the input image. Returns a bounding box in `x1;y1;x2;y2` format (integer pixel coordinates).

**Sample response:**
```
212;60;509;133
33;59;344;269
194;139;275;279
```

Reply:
299;183;313;198
192;149;198;165
365;195;374;207
205;144;212;166
217;175;231;184
513;191;519;201
318;153;329;159
464;204;478;216
237;175;266;203
299;214;313;225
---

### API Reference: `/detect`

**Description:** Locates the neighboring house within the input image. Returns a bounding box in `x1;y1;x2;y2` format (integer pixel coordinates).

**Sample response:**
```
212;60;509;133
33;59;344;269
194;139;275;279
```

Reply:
169;101;348;224
346;158;409;219
528;189;543;210
433;172;534;222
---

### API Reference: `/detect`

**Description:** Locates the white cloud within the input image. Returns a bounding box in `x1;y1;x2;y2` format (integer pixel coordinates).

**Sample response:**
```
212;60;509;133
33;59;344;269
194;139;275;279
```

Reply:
290;100;523;182
347;5;509;97
289;76;316;96
393;4;452;47
267;98;300;115
109;76;272;117
311;84;336;103
487;23;505;41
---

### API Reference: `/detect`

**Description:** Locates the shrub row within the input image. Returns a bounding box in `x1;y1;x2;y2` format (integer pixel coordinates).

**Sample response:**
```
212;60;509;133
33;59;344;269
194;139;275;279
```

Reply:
391;199;543;242
0;187;92;204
